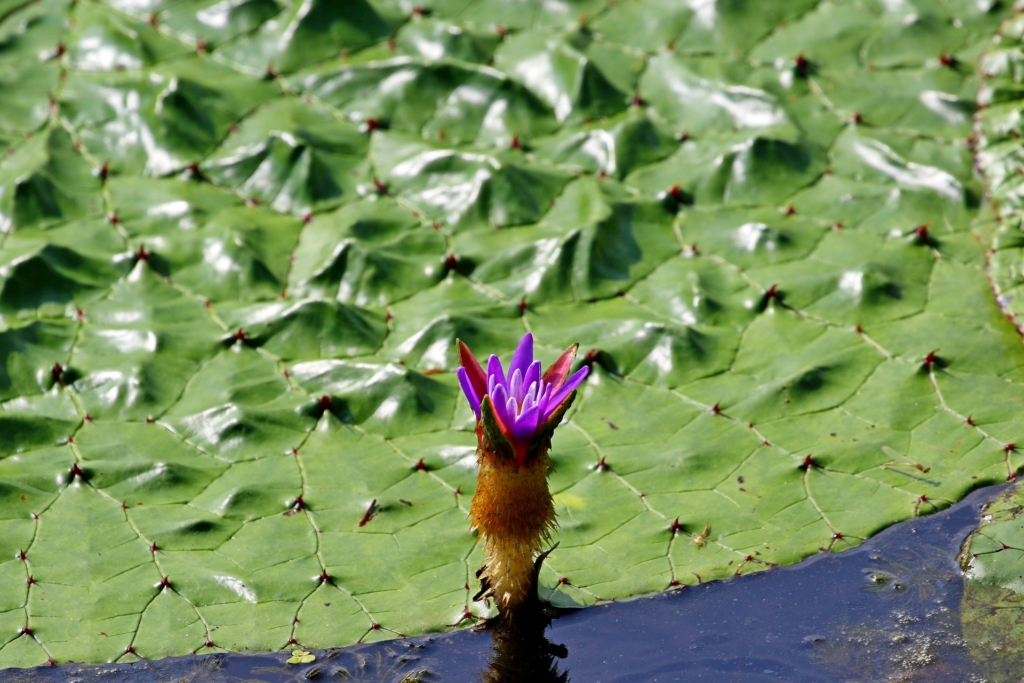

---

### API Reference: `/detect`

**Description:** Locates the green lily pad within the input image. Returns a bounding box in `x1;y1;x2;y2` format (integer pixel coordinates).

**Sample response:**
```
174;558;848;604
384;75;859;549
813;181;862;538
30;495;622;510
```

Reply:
1;0;1024;669
961;484;1024;682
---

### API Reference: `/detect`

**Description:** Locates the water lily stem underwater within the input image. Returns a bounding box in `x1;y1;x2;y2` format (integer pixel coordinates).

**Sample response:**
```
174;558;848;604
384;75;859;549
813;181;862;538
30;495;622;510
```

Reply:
457;334;588;613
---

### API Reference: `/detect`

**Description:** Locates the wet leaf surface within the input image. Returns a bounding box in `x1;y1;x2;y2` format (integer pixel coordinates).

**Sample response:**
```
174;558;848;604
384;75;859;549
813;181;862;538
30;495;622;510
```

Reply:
0;0;1022;667
960;483;1024;682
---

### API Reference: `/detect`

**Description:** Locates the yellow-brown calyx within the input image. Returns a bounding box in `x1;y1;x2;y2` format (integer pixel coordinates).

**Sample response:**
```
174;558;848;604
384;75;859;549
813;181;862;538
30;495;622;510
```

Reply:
471;438;555;610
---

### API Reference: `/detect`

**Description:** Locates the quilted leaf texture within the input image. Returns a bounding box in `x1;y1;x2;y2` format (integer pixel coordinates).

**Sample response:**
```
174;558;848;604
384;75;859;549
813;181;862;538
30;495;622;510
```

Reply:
0;0;1022;666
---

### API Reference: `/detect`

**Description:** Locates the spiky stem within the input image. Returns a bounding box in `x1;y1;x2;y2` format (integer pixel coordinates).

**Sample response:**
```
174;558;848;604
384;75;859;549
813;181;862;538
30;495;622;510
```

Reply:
470;445;556;611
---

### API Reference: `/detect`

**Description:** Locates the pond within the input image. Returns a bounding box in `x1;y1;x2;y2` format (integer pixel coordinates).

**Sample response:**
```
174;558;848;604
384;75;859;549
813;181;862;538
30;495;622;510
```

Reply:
3;482;1012;683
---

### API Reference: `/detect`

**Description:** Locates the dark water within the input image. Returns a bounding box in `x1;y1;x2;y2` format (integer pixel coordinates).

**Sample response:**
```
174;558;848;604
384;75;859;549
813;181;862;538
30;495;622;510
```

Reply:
0;484;1009;683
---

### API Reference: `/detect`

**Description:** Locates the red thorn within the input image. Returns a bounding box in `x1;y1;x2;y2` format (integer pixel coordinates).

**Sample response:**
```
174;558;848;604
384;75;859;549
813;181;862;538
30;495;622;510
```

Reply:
445;254;458;270
415;458;428;471
291;448;299;456
455;487;462;496
318;395;332;412
150;544;158;553
710;402;721;415
832;532;843;540
145;416;154;424
302;213;312;224
371;622;381;630
288;637;297;645
120;500;128;509
431;222;441;230
558;576;569;585
850;112;863;124
855;324;863;334
358;499;378;527
966;415;975;426
195;39;207;53
17;551;26;561
55;43;65;57
373;179;388;194
922;349;939;370
670;517;683;533
148;13;157;26
70;464;85;480
21;627;31;636
293;617;300;624
47;658;56;667
233;328;246;342
801;454;816;470
126;645;135;654
785;206;796;216
292;496;305;511
98;162;109;181
318;571;331;584
519;296;528;312
510;135;521;149
596;456;609;472
744;555;754;562
631;95;645;107
51;363;63;384
912;224;931;243
27;576;35;586
1005;443;1016;453
160;576;171;589
795;53;809;76
765;284;779;301
668;185;685;202
677;131;690;142
205;640;214;648
584;348;600;364
918;495;928;502
136;245;150;262
939;52;956;68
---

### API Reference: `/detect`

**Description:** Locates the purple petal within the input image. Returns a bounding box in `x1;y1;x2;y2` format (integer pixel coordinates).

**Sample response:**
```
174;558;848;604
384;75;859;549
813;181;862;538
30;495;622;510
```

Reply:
536;383;552;417
509;333;534;379
521;391;537;413
544;366;589;421
509;368;523;402
487;355;506;390
456;367;481;419
510;404;541;442
490;384;510;427
523;360;541;397
506;394;519;424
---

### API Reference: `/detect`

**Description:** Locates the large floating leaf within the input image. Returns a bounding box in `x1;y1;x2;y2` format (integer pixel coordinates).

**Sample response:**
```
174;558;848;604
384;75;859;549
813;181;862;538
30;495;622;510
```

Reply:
1;0;1023;669
960;484;1024;682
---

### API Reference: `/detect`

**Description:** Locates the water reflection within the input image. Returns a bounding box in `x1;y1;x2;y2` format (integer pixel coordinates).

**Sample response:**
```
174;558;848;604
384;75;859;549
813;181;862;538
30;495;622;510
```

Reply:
482;597;569;683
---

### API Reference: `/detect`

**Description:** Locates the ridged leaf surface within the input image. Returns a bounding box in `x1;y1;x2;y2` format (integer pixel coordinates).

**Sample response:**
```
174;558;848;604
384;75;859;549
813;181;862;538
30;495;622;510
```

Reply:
0;0;1022;666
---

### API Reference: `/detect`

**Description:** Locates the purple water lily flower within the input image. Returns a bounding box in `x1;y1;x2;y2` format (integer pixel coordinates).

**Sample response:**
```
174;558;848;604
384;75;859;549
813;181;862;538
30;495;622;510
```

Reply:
456;333;588;455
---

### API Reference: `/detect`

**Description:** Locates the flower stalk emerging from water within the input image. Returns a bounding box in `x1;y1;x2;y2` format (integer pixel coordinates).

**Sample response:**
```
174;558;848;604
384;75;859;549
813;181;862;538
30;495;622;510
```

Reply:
457;333;588;612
